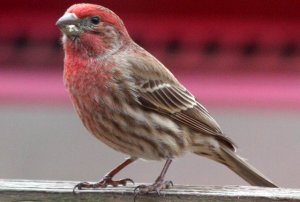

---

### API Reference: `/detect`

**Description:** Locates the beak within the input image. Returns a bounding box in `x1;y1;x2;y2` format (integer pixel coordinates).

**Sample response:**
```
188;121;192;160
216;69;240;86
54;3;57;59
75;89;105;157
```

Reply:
56;13;82;38
56;13;79;27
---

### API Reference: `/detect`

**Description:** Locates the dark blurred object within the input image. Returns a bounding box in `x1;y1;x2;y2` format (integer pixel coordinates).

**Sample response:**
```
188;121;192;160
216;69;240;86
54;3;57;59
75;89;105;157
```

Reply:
0;0;299;73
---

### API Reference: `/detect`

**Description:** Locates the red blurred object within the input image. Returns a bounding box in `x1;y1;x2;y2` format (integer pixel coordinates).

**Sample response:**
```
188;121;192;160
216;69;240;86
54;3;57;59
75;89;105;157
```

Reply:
0;0;299;108
0;0;299;72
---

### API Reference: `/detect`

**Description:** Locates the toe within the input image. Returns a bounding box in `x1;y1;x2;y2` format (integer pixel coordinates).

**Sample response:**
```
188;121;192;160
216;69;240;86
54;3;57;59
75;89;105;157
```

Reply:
73;182;89;193
119;178;134;186
164;180;173;189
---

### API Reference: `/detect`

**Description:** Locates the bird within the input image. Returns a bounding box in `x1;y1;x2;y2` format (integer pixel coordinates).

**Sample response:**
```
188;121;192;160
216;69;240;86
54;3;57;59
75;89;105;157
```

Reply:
56;3;278;194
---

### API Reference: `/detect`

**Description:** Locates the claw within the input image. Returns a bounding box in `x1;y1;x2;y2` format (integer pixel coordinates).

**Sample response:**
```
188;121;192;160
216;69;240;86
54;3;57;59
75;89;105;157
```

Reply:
73;177;134;193
73;182;89;194
133;180;173;201
133;185;145;202
118;178;134;186
73;185;79;194
133;192;139;202
134;184;145;195
165;180;173;189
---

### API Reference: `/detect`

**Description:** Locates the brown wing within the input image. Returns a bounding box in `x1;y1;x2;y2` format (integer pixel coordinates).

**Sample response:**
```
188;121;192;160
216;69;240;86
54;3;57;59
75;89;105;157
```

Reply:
137;79;222;135
136;79;236;150
127;46;235;150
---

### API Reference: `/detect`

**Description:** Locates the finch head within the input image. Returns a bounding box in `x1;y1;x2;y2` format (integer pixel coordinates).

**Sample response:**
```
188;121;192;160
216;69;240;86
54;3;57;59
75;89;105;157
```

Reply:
56;3;130;56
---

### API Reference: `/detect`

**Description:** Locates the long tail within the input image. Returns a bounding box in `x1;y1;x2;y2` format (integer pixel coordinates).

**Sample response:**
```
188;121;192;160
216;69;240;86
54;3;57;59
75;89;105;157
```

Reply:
218;146;278;187
193;143;278;187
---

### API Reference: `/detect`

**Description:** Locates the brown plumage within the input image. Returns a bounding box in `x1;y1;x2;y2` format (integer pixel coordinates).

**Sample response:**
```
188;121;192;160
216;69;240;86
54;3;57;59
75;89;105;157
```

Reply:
56;3;278;194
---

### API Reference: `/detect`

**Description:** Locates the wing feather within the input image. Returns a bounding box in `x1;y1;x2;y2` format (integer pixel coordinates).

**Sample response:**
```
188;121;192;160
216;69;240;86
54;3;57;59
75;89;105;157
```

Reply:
137;79;222;134
126;48;235;150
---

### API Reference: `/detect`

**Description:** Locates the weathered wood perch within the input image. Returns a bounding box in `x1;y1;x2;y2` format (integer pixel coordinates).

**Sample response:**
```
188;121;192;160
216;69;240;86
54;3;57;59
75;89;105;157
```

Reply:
0;179;299;202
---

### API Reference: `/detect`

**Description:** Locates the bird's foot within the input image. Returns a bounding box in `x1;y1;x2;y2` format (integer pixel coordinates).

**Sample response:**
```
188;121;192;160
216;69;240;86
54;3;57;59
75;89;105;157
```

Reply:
73;176;134;193
134;178;173;196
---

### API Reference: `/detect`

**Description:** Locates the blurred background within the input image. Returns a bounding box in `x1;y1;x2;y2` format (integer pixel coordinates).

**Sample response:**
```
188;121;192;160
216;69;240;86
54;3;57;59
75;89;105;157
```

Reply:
0;0;300;188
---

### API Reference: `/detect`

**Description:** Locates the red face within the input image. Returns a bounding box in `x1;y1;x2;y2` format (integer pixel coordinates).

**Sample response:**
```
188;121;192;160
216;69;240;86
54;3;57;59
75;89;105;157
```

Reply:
56;3;129;57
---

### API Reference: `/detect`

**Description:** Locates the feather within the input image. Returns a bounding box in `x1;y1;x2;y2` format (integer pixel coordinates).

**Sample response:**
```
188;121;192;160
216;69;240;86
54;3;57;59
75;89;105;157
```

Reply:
127;50;235;151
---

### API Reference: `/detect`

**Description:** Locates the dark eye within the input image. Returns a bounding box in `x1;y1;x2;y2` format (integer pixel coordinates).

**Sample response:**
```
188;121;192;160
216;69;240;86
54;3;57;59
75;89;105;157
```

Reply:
90;16;100;25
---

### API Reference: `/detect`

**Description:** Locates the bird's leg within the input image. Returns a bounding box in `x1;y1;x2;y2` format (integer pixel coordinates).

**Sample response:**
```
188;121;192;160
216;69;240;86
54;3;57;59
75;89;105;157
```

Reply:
134;158;173;196
73;157;136;192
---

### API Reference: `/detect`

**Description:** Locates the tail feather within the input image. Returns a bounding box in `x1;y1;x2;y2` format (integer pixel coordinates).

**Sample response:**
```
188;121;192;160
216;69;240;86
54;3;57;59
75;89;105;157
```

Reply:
219;146;278;187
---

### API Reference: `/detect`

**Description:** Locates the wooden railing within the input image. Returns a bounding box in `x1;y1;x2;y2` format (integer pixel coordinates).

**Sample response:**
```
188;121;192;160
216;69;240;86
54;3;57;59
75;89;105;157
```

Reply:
1;179;299;201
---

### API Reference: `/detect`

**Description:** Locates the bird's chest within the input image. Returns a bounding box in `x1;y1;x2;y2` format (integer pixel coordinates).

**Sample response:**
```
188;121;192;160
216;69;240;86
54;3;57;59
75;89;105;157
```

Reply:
64;61;115;114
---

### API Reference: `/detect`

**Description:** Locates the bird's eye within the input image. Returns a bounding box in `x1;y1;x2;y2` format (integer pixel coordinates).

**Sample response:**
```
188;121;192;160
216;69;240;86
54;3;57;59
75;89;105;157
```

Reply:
90;16;100;25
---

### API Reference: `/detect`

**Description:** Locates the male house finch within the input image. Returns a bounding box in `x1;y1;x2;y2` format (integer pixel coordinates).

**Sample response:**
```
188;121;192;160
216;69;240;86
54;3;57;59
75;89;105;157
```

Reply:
56;3;277;193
